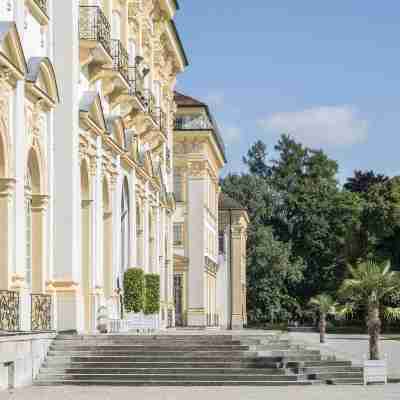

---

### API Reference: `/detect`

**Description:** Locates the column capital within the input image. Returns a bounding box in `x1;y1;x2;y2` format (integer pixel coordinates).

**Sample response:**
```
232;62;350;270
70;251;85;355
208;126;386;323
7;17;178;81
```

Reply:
0;178;16;198
31;194;50;210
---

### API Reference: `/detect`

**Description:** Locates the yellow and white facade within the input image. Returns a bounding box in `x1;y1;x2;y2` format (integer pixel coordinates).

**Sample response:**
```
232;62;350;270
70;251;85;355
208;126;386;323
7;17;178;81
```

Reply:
0;0;187;335
172;92;248;329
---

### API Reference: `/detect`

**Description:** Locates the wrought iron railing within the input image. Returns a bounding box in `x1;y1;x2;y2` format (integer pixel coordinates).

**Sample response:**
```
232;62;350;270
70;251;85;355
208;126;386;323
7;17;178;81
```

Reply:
0;290;20;331
143;89;156;118
175;115;213;130
110;39;129;84
79;6;111;57
34;0;47;16
31;293;52;331
128;66;145;103
154;107;167;133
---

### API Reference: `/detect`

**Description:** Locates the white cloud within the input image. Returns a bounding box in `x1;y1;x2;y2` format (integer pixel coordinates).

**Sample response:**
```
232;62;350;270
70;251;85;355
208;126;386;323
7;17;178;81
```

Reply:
258;106;368;148
220;125;241;144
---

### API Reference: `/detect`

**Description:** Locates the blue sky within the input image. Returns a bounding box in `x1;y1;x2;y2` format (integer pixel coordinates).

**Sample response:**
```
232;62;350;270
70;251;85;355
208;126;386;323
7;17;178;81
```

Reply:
175;1;400;182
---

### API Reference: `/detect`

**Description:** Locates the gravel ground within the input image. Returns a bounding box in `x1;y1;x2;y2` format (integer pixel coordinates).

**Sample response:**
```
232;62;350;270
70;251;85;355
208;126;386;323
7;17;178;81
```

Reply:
2;385;400;400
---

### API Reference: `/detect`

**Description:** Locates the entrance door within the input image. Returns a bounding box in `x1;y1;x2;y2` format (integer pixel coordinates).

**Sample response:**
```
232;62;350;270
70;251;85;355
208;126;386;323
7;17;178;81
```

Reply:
174;274;183;326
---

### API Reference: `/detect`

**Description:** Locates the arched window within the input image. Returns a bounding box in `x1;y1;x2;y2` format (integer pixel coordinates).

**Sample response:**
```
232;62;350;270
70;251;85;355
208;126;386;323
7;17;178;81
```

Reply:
25;170;32;289
120;178;130;274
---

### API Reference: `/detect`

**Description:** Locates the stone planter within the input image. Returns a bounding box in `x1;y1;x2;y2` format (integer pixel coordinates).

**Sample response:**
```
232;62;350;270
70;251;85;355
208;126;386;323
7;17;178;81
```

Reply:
363;359;387;385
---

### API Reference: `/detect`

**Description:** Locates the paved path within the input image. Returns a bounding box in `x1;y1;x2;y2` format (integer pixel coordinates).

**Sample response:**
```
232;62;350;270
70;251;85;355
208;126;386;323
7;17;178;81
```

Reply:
289;332;400;379
2;385;400;400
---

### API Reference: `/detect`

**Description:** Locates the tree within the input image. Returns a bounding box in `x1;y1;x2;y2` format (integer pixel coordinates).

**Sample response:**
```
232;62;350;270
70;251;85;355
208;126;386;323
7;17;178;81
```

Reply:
339;260;400;360
344;170;389;194
308;294;338;344
242;140;270;178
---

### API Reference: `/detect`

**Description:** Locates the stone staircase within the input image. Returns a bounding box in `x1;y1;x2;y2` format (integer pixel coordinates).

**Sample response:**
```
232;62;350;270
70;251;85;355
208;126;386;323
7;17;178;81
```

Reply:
34;333;363;386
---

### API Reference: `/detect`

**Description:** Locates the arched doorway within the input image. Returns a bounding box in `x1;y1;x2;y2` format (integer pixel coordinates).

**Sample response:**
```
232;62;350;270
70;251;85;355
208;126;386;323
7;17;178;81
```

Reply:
103;178;113;299
80;160;92;332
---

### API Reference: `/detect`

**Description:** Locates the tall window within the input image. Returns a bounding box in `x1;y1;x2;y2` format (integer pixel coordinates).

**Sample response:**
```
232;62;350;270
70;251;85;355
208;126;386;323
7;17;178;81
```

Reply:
25;172;32;289
173;224;183;246
120;179;130;275
174;173;183;202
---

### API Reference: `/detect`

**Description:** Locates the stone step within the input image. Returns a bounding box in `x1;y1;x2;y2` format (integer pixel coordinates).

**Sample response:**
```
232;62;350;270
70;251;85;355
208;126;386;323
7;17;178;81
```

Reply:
309;372;363;380
43;361;283;369
40;367;286;375
34;379;314;387
327;378;364;385
50;345;250;351
36;373;300;382
303;366;363;374
47;351;256;358
287;360;351;368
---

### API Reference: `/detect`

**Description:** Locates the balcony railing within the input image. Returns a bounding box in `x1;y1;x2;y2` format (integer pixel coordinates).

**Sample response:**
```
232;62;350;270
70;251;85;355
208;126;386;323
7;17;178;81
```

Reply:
31;293;52;331
154;107;167;133
110;39;129;83
79;5;111;57
128;66;145;103
0;290;20;332
175;115;213;130
143;89;156;118
34;0;48;16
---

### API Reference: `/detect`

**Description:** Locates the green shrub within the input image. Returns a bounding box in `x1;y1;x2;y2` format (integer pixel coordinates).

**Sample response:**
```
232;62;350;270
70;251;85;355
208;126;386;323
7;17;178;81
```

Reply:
144;273;160;315
123;268;144;313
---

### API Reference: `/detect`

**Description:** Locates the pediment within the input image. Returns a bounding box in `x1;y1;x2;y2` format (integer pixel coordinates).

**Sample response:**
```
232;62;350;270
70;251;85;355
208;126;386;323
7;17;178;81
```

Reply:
26;57;60;107
79;91;106;133
0;22;27;81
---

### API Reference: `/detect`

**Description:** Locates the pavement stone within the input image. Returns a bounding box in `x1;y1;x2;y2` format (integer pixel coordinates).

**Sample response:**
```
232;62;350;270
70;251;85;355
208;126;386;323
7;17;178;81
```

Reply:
2;385;400;400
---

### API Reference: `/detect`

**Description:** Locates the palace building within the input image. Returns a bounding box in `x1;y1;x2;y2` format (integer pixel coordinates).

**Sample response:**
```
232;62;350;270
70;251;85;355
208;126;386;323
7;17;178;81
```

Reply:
0;0;247;388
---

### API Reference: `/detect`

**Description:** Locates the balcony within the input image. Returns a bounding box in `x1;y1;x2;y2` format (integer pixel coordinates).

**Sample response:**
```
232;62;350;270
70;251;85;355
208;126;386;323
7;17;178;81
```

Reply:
31;293;52;331
79;5;112;65
154;107;167;133
0;290;20;332
175;115;213;131
128;66;146;107
110;39;129;84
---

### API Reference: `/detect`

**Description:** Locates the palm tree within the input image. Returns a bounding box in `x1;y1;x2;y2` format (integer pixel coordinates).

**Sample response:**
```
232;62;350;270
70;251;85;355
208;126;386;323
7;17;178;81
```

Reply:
309;294;337;344
339;260;400;360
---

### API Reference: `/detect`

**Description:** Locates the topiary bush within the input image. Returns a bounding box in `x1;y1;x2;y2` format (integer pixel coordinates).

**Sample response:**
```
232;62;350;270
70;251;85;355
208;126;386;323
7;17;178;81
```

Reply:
123;268;144;313
144;273;160;315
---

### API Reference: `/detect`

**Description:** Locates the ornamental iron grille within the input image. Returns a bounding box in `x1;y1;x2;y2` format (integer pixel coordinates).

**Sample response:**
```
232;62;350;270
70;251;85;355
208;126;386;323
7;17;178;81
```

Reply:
31;293;52;331
173;275;183;327
34;0;47;16
79;6;111;57
143;89;156;119
128;67;145;104
175;114;213;130
167;309;173;328
110;39;129;84
154;107;167;133
0;290;20;331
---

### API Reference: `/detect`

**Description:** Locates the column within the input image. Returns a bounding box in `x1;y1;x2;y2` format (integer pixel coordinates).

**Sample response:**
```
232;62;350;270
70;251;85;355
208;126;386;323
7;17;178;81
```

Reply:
231;224;244;329
143;182;149;273
186;165;206;327
129;168;137;268
53;0;81;331
0;179;15;290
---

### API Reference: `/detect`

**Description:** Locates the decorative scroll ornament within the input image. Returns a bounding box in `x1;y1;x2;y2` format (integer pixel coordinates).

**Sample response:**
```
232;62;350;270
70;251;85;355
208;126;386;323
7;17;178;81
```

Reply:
0;290;20;331
31;293;52;331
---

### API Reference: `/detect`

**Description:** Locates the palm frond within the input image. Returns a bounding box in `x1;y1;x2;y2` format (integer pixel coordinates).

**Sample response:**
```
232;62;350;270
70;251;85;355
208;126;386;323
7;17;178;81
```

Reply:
383;307;400;322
